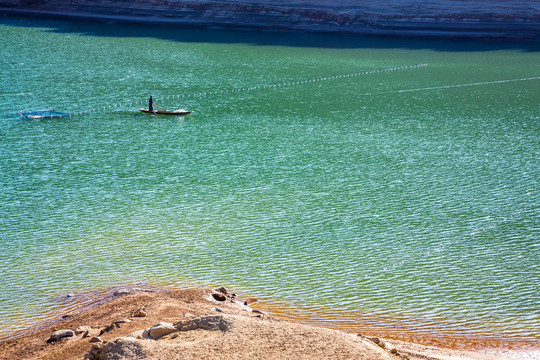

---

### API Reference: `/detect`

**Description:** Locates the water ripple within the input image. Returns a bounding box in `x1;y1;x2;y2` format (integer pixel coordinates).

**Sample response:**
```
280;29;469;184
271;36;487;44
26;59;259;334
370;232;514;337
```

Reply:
1;17;539;349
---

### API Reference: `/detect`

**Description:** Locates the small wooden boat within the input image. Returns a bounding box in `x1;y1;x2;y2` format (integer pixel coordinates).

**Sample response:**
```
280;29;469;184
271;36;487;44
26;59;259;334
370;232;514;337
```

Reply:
140;109;193;116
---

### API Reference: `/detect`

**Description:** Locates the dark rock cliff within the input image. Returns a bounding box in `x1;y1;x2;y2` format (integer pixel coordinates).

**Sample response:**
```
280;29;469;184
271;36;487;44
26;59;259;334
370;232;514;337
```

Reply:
1;0;539;40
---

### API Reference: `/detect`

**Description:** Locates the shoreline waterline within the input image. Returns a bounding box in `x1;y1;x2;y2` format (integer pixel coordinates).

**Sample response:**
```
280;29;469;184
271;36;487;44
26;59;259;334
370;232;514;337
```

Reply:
1;282;538;356
1;6;539;42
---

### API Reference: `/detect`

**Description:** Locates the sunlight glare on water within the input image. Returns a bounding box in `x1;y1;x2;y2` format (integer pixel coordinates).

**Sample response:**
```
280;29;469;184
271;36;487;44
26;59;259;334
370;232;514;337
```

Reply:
0;16;539;350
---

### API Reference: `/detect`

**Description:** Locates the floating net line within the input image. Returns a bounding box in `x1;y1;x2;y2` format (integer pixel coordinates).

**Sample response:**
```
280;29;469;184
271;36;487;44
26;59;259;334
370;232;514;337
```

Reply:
19;110;72;119
31;66;539;119
361;76;540;97
70;64;429;116
69;67;540;117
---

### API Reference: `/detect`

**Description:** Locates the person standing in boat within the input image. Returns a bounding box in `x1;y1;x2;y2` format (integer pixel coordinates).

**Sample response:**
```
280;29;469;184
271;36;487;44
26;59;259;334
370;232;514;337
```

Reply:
149;96;154;111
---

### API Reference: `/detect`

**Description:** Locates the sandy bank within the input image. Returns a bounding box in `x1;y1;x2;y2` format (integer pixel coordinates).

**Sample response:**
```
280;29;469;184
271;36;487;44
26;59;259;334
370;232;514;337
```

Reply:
0;0;539;40
0;286;522;360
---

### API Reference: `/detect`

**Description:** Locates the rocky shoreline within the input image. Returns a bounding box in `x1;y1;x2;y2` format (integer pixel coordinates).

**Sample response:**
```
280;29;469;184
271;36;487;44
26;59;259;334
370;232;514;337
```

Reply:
0;0;539;40
0;286;528;360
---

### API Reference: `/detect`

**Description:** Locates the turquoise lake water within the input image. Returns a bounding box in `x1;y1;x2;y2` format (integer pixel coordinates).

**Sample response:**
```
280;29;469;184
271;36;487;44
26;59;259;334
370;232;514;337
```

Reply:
0;16;539;350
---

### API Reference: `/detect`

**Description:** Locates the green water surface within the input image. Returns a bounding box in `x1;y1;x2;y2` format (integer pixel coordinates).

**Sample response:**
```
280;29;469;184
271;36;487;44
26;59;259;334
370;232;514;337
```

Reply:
0;16;538;345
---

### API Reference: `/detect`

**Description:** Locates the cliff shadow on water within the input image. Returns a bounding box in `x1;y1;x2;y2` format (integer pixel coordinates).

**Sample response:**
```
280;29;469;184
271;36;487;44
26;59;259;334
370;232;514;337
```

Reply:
1;14;540;53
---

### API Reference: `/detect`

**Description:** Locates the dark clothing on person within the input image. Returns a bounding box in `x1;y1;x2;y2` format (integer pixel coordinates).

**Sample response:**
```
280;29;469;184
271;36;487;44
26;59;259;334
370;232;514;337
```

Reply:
149;96;154;111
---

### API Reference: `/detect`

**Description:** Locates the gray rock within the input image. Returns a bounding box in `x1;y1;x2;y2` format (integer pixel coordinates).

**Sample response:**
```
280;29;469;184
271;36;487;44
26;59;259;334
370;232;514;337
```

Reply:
114;288;155;296
211;293;227;301
113;289;132;296
47;329;75;342
174;315;232;332
97;337;145;359
210;307;223;313
132;288;155;293
142;322;177;340
216;287;228;294
75;326;92;335
89;336;103;343
82;328;101;338
99;322;120;335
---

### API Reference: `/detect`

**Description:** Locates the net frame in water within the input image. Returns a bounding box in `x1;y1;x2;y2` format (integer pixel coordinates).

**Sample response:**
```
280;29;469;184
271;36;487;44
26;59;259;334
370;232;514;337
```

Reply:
19;110;72;119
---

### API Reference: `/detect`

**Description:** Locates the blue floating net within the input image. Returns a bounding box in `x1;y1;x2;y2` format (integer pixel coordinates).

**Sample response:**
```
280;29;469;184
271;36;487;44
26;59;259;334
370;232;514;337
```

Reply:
19;110;72;119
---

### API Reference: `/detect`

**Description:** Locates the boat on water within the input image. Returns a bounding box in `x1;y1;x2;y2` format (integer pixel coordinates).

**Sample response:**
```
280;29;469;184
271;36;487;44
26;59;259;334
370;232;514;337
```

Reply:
139;109;193;116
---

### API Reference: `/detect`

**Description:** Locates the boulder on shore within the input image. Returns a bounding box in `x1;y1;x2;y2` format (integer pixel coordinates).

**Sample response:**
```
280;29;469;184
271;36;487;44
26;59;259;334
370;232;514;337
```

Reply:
174;315;232;332
47;329;75;342
142;322;177;340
